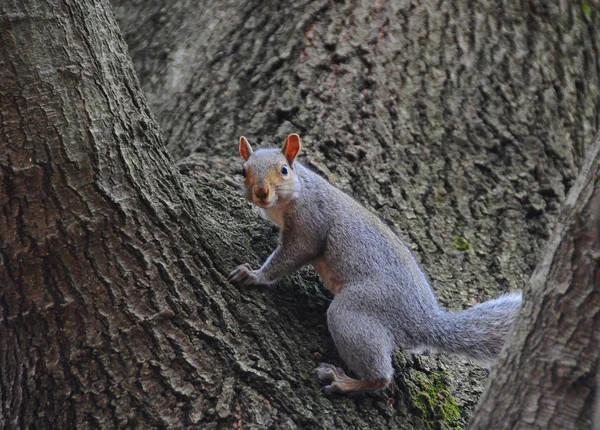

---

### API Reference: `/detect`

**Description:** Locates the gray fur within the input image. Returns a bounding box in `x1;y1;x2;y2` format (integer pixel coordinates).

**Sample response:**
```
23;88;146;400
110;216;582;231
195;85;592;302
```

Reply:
229;144;522;394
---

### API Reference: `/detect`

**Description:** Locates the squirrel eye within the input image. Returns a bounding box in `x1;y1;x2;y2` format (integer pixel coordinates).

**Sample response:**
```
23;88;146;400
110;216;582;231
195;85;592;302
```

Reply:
242;168;247;178
281;165;288;175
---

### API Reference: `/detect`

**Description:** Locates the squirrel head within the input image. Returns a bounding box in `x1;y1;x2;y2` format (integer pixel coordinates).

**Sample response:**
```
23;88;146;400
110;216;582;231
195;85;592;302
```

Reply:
238;134;301;209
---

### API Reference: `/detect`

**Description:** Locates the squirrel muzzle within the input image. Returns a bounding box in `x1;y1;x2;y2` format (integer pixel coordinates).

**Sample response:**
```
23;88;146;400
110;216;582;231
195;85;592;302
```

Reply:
253;185;271;206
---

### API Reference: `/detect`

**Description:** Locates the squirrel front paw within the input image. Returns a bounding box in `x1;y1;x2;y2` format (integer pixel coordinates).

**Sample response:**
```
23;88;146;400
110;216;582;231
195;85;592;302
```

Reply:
228;263;263;287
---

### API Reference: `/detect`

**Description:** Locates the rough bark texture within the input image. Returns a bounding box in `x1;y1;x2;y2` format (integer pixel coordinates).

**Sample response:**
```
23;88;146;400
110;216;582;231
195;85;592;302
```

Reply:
113;0;600;426
1;0;599;428
470;137;600;428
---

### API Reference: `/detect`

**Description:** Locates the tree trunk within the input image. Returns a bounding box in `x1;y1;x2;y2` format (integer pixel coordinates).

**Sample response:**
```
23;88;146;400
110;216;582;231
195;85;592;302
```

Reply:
0;1;345;428
469;136;600;428
1;0;599;428
113;0;600;425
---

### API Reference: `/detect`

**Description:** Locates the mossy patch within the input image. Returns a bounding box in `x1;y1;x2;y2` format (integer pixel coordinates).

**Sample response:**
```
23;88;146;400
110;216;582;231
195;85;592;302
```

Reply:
435;192;448;205
582;0;593;18
405;370;462;429
454;236;471;252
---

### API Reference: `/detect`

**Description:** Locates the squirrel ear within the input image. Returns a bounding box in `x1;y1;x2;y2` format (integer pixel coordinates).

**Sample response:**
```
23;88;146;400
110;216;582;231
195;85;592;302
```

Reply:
239;136;253;160
282;134;301;166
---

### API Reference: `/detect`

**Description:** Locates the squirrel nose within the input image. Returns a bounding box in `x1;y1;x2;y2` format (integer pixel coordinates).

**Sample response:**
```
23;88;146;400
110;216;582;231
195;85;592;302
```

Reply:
255;187;269;200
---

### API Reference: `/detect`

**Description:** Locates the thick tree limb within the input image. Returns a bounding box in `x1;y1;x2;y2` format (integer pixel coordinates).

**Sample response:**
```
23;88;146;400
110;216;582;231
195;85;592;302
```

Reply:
470;135;600;428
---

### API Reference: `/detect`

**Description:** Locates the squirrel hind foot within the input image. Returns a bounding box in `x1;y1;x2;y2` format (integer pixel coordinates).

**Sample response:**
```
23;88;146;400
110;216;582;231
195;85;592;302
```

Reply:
316;362;390;394
323;377;390;395
315;363;347;382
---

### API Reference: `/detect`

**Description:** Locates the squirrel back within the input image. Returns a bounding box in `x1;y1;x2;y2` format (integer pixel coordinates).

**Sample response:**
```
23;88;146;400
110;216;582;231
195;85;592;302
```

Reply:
230;134;522;394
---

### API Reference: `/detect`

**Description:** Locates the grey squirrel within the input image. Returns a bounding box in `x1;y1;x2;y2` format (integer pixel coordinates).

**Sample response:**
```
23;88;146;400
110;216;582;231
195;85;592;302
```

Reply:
228;134;522;394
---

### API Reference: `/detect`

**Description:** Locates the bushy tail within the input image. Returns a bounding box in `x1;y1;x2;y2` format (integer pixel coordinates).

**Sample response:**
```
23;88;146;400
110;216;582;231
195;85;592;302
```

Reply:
434;292;522;364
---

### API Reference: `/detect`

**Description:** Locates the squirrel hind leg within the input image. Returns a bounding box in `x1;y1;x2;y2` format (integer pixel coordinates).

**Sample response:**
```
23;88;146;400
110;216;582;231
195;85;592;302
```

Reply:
323;295;395;394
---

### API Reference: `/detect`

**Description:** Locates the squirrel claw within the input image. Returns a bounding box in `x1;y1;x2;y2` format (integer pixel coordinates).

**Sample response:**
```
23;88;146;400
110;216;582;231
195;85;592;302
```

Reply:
316;362;347;382
322;382;340;395
316;363;337;382
228;263;260;287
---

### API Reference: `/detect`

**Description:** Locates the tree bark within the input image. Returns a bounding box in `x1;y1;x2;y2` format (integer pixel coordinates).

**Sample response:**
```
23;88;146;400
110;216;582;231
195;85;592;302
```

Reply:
469;136;600;428
1;0;599;428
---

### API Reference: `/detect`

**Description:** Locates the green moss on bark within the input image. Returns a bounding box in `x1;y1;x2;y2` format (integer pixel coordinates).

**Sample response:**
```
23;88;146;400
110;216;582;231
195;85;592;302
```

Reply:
454;237;472;252
405;370;462;430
